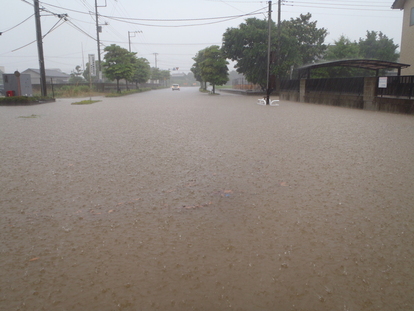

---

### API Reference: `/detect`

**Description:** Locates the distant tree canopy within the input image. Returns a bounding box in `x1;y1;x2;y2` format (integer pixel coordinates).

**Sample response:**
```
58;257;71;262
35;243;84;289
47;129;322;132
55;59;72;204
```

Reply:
191;48;209;89
222;13;327;89
130;57;151;87
312;31;400;78
102;44;137;92
358;31;399;62
192;45;228;93
69;65;85;83
150;67;171;82
82;60;100;82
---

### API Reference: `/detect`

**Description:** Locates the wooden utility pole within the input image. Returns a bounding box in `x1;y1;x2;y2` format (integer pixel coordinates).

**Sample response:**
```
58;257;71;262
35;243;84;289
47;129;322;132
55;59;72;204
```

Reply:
128;31;142;52
34;0;47;96
94;0;104;82
266;1;272;105
153;53;159;68
277;0;281;95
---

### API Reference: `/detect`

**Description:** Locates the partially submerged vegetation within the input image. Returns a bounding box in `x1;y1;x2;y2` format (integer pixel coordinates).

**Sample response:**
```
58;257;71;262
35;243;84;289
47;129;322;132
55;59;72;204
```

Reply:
71;99;101;105
17;114;40;118
52;85;100;98
0;96;55;106
0;85;153;105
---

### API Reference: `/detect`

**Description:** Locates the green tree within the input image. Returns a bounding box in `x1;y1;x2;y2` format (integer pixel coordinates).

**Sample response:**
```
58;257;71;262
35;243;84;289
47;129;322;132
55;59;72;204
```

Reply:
222;18;270;89
102;44;136;92
150;68;170;87
222;14;327;88
83;60;99;81
129;57;151;88
69;65;85;83
284;13;327;66
191;48;207;90
313;35;362;78
325;36;360;60
160;69;171;87
359;31;399;62
198;45;229;94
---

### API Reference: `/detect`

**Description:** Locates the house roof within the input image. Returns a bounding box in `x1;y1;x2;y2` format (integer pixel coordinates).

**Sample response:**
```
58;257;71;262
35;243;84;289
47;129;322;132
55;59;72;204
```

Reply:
298;59;410;77
23;68;70;78
392;0;405;9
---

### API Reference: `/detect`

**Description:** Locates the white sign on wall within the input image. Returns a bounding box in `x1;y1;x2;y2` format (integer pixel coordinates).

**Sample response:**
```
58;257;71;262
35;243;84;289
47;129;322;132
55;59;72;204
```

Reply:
378;77;388;88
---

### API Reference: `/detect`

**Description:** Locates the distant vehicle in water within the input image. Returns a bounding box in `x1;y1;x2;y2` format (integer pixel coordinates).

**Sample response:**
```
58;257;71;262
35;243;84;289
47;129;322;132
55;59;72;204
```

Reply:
171;84;180;91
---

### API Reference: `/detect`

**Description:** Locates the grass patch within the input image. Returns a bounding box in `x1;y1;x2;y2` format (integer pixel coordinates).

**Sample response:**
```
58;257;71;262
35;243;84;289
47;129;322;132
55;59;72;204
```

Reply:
71;99;101;105
0;96;55;106
53;85;94;98
18;114;40;118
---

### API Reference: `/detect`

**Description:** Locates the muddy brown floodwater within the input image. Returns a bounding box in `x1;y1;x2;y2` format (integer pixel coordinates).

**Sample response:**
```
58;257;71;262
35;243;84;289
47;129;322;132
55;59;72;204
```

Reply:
1;87;413;311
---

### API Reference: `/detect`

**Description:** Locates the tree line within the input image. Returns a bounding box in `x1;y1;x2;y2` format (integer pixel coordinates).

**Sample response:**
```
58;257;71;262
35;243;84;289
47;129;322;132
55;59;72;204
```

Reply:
70;44;170;92
191;13;400;91
70;13;400;92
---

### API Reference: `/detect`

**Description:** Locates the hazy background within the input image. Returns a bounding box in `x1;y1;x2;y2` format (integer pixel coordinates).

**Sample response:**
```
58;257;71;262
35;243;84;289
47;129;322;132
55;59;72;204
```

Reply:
0;0;403;74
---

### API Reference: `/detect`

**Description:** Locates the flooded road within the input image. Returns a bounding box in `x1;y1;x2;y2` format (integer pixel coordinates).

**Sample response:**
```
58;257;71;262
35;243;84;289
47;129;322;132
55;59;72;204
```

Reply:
1;87;413;310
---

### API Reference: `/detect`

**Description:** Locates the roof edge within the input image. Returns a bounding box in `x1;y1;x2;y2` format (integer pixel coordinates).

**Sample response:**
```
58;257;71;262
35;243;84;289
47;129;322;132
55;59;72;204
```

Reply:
298;59;411;71
392;0;405;9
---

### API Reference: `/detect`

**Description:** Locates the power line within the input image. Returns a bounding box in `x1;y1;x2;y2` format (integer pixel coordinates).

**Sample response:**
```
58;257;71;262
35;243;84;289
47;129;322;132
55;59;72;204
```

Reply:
1;14;34;34
287;1;392;12
11;17;66;52
39;1;266;24
102;11;266;28
100;8;266;22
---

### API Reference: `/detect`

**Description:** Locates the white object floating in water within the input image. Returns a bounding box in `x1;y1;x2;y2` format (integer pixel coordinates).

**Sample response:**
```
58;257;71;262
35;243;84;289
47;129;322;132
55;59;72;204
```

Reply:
257;99;279;106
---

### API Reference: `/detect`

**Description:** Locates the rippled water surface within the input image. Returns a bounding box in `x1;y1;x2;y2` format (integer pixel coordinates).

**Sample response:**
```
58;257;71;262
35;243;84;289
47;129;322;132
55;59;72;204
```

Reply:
1;88;413;310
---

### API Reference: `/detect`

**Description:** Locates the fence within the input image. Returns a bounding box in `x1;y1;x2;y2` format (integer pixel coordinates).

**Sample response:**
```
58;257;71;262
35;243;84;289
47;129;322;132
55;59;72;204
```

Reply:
377;76;414;99
281;76;414;99
232;77;261;90
280;79;299;92
279;76;414;114
305;77;364;95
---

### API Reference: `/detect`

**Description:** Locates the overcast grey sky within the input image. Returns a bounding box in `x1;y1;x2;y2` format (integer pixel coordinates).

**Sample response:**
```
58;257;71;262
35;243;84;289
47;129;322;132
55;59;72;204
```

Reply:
0;0;403;74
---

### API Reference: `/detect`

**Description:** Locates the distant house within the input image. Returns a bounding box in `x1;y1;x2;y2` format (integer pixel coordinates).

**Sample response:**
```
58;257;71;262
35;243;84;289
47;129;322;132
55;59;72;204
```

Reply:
392;0;414;75
0;67;4;84
22;68;70;84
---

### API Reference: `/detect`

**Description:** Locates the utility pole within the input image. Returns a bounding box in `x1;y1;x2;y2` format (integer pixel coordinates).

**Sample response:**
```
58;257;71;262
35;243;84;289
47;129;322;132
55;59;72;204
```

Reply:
34;0;47;96
266;1;272;105
153;53;159;68
128;31;142;52
277;0;281;95
95;0;106;82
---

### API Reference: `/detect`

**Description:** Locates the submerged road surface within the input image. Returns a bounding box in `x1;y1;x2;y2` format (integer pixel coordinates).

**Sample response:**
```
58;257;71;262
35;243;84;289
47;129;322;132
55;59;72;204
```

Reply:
1;87;414;311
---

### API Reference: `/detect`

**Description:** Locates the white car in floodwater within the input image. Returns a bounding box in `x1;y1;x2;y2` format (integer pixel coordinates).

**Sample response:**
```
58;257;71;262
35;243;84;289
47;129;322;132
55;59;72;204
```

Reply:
171;84;180;91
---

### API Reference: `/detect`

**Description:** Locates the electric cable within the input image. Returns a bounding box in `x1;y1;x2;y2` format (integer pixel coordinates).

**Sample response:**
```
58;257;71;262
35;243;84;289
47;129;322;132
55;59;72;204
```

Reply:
11;17;66;52
1;14;35;34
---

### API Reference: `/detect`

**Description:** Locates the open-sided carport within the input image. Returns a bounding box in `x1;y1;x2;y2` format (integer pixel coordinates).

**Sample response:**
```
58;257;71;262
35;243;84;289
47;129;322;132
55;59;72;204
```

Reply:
298;59;410;78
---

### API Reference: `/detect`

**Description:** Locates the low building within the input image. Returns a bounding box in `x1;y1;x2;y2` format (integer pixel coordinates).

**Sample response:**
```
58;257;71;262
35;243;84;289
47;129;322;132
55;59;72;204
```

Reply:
392;0;414;75
22;68;70;84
